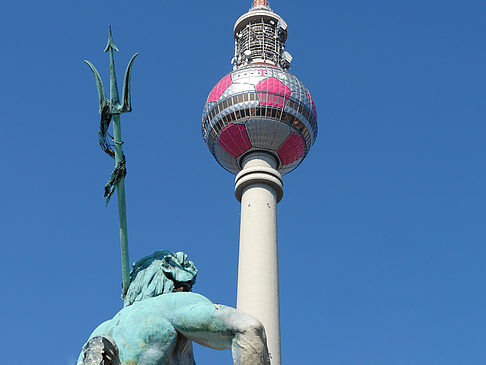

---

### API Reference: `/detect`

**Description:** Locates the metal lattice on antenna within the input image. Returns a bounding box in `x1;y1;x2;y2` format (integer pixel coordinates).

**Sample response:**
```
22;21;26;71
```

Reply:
84;26;139;298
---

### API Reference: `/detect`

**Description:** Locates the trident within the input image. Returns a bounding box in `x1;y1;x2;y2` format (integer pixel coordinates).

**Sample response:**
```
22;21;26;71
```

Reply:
85;26;139;298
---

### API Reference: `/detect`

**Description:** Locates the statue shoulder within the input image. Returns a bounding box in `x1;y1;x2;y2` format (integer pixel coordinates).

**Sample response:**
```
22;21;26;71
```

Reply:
153;292;214;307
121;292;213;313
172;292;214;305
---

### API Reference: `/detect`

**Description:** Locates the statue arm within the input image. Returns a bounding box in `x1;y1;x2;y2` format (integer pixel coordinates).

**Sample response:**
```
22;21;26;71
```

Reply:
169;302;270;365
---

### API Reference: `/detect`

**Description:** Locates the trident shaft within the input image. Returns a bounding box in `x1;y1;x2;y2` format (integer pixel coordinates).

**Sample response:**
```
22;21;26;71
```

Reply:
85;26;139;298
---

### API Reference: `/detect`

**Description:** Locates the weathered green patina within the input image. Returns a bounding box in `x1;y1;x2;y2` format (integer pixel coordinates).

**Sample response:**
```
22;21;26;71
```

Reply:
85;26;138;297
78;251;270;365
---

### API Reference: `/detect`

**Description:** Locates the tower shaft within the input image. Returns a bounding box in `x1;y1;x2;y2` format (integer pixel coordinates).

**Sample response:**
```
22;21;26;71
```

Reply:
235;152;283;365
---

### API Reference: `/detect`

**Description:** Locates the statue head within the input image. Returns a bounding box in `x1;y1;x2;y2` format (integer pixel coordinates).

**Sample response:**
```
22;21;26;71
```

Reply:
124;250;198;307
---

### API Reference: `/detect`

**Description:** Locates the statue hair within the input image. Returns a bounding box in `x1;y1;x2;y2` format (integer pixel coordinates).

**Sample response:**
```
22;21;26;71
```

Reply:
124;250;198;307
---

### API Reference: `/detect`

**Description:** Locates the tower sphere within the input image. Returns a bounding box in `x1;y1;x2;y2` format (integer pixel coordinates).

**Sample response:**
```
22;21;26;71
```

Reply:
202;2;318;175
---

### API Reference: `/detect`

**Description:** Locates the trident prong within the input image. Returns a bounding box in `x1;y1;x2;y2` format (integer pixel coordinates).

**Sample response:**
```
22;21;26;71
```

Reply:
84;60;108;114
85;25;139;299
120;54;139;113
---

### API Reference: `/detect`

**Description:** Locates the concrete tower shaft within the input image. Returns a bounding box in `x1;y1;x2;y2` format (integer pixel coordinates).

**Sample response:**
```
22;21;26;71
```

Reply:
235;152;283;365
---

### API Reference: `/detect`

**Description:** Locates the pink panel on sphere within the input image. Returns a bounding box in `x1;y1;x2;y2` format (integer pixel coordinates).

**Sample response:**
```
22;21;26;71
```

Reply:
278;133;306;165
308;90;317;118
208;74;232;102
255;77;291;108
218;124;252;158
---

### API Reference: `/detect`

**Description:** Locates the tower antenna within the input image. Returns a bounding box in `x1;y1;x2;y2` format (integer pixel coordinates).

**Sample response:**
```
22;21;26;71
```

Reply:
252;0;269;7
85;25;139;298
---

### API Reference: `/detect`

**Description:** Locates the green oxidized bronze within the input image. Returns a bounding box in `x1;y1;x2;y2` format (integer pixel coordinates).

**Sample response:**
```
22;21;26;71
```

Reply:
85;26;138;298
77;251;270;365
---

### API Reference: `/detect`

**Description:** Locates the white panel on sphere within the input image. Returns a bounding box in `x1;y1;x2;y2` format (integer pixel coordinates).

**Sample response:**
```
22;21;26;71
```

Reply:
245;119;290;152
223;82;256;97
214;143;239;174
278;156;304;175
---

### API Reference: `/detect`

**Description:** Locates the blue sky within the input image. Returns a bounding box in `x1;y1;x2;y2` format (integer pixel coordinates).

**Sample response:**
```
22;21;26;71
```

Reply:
1;0;485;364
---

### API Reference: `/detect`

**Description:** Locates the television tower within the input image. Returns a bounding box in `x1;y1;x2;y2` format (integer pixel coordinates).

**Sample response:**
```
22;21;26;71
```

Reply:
202;1;318;363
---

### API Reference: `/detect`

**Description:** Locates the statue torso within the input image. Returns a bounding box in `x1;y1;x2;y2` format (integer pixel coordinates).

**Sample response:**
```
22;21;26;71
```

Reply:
87;292;211;365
